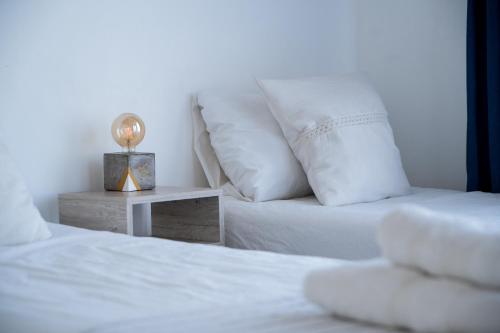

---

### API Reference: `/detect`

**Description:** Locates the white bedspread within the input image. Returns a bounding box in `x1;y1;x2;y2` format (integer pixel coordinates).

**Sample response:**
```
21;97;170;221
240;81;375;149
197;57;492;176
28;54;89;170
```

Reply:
0;223;395;333
224;187;500;259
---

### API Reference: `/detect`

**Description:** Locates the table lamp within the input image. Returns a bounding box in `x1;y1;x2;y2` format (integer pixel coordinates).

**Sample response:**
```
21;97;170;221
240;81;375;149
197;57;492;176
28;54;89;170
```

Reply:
103;113;155;192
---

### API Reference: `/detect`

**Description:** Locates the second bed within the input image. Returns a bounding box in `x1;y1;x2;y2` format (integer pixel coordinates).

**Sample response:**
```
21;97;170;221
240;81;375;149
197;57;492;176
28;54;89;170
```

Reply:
224;187;500;259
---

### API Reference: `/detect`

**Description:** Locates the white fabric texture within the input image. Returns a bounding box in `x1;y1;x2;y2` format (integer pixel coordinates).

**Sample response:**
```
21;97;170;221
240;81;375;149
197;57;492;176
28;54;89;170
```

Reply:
378;205;500;288
191;96;246;200
198;91;311;201
0;223;396;333
224;187;500;259
191;96;229;189
0;142;51;245
304;259;500;333
258;75;410;206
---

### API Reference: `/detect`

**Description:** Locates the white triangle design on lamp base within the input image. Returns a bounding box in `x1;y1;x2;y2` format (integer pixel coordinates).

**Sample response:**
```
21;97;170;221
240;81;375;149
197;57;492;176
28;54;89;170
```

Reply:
122;174;139;192
116;167;142;192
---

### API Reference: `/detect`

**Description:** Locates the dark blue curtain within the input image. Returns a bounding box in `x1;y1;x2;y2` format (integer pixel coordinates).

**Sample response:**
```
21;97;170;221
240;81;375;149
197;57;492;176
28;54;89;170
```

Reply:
467;0;500;192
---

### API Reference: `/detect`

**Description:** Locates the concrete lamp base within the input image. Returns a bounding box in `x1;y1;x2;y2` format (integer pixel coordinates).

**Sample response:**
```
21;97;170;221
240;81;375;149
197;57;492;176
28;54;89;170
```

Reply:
103;152;155;192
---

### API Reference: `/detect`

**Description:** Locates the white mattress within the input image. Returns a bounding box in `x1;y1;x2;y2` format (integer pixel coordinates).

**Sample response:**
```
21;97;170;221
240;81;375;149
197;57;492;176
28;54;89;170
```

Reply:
0;223;395;333
224;187;500;259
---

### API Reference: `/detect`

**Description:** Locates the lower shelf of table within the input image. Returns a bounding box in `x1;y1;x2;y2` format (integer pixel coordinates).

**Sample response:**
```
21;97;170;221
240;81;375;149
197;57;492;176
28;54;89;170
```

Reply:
134;196;223;244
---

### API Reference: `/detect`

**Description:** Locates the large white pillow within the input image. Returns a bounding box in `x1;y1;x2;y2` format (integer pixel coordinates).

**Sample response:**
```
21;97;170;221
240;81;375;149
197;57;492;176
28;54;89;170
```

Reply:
258;75;410;206
0;142;51;245
198;91;311;201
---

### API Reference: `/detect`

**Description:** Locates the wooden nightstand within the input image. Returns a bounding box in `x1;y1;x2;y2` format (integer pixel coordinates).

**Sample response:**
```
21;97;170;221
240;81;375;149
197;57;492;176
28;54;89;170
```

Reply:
58;186;224;245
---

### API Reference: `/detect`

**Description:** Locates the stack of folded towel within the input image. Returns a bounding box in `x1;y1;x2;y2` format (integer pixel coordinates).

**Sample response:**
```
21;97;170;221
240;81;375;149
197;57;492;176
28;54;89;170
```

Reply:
304;205;500;333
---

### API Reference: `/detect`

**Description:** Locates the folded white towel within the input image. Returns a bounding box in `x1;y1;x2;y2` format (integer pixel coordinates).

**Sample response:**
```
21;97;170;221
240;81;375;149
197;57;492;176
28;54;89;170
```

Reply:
377;205;500;288
304;260;500;333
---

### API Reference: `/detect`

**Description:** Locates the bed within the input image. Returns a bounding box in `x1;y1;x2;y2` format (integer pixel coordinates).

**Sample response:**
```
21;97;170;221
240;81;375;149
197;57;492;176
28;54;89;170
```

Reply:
224;187;500;259
193;93;500;260
0;223;394;333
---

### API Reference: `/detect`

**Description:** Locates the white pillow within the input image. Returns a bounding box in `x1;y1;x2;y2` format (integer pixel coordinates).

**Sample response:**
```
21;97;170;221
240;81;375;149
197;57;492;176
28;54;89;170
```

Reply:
191;96;248;200
198;91;311;201
191;96;229;189
0;142;51;245
258;75;410;206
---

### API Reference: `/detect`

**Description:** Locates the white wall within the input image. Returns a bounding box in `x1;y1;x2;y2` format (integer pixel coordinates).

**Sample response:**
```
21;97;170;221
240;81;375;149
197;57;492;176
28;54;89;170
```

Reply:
0;0;468;222
355;0;468;190
0;0;356;221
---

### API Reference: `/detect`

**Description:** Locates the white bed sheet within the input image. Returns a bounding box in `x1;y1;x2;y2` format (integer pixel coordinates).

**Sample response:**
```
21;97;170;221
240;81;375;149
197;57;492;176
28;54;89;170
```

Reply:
224;187;500;259
0;223;394;333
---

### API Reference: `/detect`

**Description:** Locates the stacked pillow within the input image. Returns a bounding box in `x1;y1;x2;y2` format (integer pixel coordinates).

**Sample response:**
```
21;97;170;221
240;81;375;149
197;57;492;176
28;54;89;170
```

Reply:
196;74;410;205
0;142;51;245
